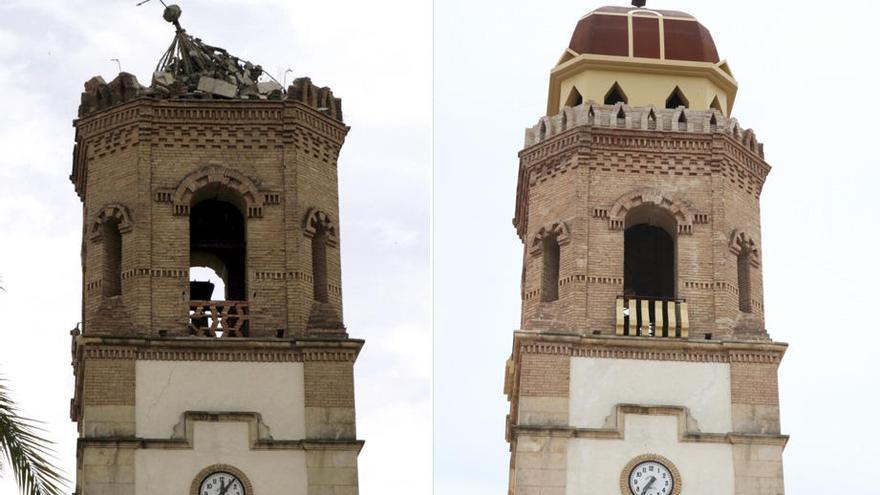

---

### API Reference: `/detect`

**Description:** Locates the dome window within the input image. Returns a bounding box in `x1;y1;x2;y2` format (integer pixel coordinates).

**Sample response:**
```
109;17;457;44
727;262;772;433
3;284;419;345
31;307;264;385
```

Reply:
604;82;628;105
565;87;583;107
665;86;689;109
710;95;723;113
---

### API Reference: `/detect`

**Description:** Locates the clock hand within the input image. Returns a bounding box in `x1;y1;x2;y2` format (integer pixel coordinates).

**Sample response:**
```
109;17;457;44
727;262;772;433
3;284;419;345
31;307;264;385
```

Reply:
640;476;657;495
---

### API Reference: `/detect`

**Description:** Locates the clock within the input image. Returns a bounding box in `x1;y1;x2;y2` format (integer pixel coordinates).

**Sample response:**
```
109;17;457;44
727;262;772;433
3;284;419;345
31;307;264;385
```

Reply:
199;471;245;495
620;455;681;495
190;465;253;495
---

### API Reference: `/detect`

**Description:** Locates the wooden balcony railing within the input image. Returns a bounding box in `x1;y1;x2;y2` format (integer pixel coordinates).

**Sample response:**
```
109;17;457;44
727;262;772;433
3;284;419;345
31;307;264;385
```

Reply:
615;296;689;338
188;301;249;338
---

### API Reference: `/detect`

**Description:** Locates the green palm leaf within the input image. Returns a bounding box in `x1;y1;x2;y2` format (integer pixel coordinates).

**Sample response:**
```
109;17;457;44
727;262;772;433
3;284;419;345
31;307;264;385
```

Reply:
0;377;68;495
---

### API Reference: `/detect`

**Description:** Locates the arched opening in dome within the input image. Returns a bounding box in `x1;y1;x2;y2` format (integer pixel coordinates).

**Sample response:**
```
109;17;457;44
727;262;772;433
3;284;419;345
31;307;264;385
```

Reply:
710;95;723;113
666;86;689;110
604;82;628;105
624;205;676;300
541;234;560;303
666;86;690;110
189;191;247;302
565;87;583;107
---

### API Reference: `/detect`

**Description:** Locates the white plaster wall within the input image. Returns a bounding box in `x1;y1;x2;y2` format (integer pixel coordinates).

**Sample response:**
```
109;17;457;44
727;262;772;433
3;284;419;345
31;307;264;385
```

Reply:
567;415;735;495
136;361;305;439
569;357;732;433
136;421;308;495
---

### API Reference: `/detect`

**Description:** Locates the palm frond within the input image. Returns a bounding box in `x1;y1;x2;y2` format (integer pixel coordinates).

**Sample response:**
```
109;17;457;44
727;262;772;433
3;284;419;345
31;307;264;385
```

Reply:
0;377;68;495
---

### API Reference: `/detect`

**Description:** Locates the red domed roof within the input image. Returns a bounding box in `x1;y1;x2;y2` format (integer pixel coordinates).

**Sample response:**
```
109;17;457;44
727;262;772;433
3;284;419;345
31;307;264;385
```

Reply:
569;6;720;63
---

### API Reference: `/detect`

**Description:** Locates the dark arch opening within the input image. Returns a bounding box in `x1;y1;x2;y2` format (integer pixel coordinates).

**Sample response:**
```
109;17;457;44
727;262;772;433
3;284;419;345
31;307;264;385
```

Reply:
565;86;583;107
312;226;329;303
102;219;122;297
666;86;689;109
624;207;676;299
541;235;560;302
737;250;752;313
604;82;628;105
190;198;246;301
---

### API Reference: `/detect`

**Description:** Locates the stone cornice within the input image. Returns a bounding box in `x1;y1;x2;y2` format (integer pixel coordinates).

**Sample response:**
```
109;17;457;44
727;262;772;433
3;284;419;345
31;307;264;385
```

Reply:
511;404;788;447
73;335;364;364
513;331;787;365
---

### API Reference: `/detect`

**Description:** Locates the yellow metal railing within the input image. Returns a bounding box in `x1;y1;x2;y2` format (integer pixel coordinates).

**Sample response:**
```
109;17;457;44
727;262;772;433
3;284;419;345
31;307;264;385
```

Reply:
615;296;689;338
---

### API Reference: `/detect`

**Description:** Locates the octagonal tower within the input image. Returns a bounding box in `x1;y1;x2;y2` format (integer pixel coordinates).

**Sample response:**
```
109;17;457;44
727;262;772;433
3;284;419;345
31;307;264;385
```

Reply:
68;7;362;494
505;5;788;495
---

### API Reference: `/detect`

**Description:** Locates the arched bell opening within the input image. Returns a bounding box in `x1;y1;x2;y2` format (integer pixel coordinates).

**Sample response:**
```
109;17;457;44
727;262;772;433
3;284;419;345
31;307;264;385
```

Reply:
187;185;250;338
623;205;676;300
189;189;246;301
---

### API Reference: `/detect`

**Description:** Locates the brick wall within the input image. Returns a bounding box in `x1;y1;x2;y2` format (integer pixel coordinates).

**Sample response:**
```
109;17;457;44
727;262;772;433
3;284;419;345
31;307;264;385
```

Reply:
74;99;348;338
515;104;771;340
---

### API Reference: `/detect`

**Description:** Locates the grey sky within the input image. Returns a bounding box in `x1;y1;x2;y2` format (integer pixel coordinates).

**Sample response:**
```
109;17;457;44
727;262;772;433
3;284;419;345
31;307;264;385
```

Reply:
0;0;430;493
435;0;880;493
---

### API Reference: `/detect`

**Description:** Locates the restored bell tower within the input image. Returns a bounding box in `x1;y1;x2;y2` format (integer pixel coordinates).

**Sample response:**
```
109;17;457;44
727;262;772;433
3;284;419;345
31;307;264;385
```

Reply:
505;4;788;495
69;5;362;494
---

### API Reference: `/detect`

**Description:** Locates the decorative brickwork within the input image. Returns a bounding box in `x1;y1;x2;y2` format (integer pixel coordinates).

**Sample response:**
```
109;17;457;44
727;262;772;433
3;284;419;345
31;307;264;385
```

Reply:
70;53;362;494
89;204;134;241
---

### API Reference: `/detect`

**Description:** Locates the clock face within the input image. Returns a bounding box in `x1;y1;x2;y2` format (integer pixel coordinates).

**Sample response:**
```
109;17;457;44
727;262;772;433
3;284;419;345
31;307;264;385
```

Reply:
199;472;245;495
628;460;674;495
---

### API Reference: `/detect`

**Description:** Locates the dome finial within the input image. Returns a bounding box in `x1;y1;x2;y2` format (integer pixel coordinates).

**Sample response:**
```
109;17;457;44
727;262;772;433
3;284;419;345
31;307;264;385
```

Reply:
632;0;646;7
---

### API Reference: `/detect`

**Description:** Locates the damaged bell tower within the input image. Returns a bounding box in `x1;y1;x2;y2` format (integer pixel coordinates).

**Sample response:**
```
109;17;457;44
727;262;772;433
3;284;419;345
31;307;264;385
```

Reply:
69;5;362;494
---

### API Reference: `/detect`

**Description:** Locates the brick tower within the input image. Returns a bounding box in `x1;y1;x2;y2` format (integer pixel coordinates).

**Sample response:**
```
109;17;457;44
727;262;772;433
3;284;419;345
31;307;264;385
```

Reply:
68;6;361;494
505;5;788;495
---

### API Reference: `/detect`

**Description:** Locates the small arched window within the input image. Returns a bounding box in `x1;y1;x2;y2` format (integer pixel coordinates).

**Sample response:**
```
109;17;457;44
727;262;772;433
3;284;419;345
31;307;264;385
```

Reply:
102;219;122;297
737;248;752;313
541;234;560;302
312;225;329;303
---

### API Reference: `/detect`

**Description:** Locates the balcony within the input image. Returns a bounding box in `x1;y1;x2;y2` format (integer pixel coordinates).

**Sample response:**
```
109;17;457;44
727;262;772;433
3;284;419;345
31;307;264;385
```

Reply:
188;301;250;337
615;296;689;338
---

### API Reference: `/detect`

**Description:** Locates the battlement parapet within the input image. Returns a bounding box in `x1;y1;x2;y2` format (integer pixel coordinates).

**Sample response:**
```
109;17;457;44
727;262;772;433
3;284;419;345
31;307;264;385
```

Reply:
525;102;763;159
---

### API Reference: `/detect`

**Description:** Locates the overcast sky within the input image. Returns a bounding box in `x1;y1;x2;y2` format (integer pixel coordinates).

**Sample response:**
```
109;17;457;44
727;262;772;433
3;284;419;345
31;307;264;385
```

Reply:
0;0;429;494
435;0;880;493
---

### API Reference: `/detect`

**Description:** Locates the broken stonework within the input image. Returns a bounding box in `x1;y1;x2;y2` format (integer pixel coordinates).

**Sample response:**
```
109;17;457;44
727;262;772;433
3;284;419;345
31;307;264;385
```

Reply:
196;76;238;98
77;5;344;121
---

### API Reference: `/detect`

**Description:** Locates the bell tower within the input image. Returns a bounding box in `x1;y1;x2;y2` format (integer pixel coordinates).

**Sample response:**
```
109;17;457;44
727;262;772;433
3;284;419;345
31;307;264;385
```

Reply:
505;4;788;495
69;5;362;494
